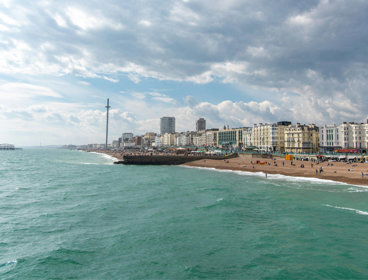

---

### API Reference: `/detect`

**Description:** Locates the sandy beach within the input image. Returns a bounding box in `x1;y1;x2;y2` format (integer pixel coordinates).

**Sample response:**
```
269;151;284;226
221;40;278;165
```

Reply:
183;154;368;187
92;150;368;186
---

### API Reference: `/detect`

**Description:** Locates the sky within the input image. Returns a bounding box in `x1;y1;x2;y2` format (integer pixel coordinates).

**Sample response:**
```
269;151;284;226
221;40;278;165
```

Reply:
0;0;367;146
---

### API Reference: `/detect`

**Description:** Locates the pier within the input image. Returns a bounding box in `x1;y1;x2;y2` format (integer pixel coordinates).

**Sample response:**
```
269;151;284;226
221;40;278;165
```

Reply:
0;144;15;150
120;154;239;165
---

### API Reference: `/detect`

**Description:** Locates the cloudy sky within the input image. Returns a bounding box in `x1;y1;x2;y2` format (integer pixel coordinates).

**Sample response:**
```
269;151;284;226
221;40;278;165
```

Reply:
1;0;367;146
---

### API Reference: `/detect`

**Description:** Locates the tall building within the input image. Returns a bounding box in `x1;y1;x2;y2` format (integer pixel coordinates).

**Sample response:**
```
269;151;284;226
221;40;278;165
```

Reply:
196;118;206;131
160;117;175;134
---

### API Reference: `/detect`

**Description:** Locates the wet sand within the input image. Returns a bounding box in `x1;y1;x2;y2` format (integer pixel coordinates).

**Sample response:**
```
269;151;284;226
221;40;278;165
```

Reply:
183;154;368;186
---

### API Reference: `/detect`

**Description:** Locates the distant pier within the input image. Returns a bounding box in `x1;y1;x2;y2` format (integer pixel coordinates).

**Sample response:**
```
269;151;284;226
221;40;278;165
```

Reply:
0;144;16;150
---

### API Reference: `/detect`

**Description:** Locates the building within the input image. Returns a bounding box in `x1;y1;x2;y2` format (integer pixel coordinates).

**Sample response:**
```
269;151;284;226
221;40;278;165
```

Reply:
319;124;341;153
161;133;175;146
133;136;142;147
251;123;275;152
276;121;292;152
153;135;161;147
349;122;368;151
193;130;207;147
320;121;368;152
250;122;291;152
175;132;191;146
112;140;119;148
241;127;253;148
160;117;175;134
196;118;206;131
285;123;319;153
143;132;156;147
122;133;133;142
215;127;243;149
205;129;219;147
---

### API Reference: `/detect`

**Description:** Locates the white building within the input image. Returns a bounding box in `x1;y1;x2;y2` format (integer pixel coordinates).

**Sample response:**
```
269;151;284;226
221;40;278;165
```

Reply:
251;122;291;152
192;131;206;147
175;133;191;146
242;127;253;148
320;122;368;152
162;133;175;146
153;135;162;147
319;124;341;152
205;129;219;147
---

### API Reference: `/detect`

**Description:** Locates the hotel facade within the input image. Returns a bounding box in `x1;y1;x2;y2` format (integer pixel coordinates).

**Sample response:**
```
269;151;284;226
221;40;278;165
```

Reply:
320;122;368;152
285;123;319;153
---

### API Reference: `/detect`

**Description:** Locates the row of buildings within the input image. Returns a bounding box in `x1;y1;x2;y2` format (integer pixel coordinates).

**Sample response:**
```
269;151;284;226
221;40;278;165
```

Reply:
111;117;368;154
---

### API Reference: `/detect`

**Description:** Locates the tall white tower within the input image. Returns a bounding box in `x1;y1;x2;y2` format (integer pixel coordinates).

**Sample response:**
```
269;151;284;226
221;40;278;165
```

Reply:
105;98;111;149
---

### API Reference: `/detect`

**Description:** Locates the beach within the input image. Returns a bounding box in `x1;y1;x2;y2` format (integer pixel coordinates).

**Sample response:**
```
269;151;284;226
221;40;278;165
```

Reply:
93;150;368;186
183;154;368;186
184;154;368;186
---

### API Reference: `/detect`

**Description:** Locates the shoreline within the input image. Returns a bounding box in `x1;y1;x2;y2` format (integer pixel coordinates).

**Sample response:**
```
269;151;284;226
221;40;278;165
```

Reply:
87;150;368;187
182;154;368;187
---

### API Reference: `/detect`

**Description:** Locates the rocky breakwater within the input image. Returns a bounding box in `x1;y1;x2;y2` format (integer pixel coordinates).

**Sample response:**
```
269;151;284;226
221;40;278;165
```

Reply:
121;154;239;165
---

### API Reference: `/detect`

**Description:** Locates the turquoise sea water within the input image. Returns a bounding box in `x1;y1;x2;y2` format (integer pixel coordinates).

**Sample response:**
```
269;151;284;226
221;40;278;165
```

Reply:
1;149;368;279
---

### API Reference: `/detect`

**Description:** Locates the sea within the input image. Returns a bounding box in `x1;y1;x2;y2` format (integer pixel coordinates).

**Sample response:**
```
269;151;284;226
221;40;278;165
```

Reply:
1;148;368;279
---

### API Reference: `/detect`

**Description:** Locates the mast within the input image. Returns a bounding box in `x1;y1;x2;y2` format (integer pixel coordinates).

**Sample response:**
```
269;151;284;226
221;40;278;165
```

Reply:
105;98;111;149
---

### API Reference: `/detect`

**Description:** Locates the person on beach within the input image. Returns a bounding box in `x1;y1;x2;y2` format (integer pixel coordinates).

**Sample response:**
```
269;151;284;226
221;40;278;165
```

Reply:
265;172;267;178
362;172;364;179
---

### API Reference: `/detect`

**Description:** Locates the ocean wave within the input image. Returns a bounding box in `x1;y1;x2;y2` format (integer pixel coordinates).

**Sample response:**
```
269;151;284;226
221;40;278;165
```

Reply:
89;152;119;162
0;259;17;274
181;165;353;186
323;204;368;216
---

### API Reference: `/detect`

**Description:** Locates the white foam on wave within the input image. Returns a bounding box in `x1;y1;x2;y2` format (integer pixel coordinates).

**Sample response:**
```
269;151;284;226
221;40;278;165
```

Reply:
181;165;368;188
89;152;119;163
324;204;368;216
0;259;17;272
346;186;368;192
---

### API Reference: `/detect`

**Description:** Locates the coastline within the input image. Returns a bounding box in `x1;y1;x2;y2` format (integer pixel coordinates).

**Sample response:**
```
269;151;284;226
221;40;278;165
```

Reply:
88;150;368;187
182;154;368;187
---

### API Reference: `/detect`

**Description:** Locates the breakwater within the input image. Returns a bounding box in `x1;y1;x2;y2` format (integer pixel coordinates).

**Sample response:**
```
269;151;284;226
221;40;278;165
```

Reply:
121;154;238;165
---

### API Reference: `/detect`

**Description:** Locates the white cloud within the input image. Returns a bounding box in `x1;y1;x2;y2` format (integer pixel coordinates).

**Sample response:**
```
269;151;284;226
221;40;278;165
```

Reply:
1;0;368;145
0;82;62;100
247;46;269;58
53;13;68;28
65;6;124;31
139;20;152;27
169;2;200;26
287;14;313;26
0;11;21;26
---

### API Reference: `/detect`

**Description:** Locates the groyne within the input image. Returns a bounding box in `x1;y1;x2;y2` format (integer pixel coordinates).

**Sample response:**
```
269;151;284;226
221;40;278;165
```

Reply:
121;154;239;165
